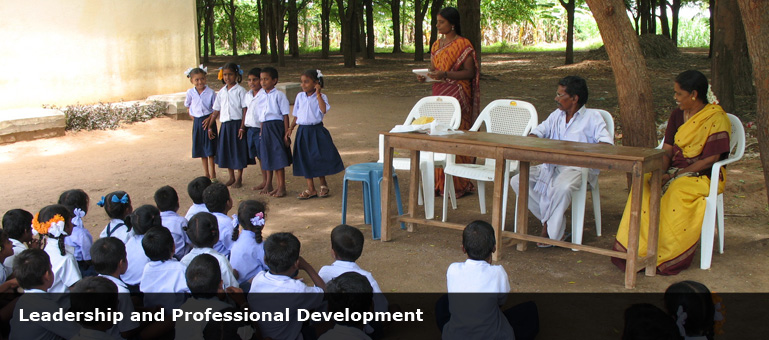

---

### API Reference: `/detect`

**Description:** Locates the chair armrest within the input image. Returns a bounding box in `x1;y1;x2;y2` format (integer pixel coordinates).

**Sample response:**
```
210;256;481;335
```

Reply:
707;158;734;199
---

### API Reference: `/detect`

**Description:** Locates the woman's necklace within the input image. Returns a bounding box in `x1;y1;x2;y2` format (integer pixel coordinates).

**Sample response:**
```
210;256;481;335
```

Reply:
440;35;457;48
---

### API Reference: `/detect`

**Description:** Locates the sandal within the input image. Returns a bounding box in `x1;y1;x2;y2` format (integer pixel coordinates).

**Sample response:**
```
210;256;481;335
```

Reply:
297;190;317;200
318;185;330;198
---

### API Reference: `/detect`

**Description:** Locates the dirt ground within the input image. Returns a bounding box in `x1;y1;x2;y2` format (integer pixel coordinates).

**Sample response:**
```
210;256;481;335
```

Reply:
1;50;767;296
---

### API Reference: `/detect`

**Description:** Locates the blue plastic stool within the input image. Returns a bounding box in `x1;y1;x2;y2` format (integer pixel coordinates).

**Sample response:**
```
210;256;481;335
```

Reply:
342;162;405;239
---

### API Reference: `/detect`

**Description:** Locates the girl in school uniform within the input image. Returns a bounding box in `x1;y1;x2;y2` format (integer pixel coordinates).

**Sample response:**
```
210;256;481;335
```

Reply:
256;67;292;197
206;62;249;188
229;200;268;291
243;67;269;191
120;205;161;294
98;191;134;244
288;69;344;199
185;65;217;180
58;189;95;276
33;205;81;293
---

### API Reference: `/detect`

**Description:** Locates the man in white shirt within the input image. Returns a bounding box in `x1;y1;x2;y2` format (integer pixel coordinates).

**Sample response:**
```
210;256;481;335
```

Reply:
511;76;613;245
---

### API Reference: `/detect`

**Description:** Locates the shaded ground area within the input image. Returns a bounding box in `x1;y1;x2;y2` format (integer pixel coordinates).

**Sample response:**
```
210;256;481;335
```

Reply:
0;50;766;337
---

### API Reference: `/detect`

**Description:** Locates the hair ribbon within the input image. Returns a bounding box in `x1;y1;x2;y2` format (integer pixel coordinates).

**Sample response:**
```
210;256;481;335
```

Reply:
96;196;106;207
231;214;240;229
111;194;129;204
250;212;265;227
316;69;324;78
71;208;85;229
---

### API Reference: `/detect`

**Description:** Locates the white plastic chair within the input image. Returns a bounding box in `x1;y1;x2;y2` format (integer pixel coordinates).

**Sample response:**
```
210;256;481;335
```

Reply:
442;99;538;231
700;113;745;269
569;109;614;246
377;96;462;220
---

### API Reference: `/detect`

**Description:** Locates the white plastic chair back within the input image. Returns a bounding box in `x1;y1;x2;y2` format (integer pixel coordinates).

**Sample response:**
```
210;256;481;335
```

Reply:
403;96;462;129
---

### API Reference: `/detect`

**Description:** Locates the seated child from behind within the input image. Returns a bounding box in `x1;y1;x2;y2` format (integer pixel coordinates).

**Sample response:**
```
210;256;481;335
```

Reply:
33;204;81;294
91;237;141;339
140;227;189;309
155;185;192;259
2;209;38;276
180;212;238;289
185;176;212;221
248;232;326;340
97;191;134;244
229;200;268;290
69;276;119;340
202;183;234;257
120;205;161;293
318;272;374;340
58;189;95;276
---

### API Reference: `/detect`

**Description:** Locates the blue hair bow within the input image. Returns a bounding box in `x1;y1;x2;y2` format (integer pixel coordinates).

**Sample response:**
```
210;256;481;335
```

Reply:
112;194;129;204
96;196;106;207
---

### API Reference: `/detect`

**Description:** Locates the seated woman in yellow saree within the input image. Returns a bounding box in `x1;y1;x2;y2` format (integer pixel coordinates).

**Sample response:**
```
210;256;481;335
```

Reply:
416;7;480;198
612;70;731;275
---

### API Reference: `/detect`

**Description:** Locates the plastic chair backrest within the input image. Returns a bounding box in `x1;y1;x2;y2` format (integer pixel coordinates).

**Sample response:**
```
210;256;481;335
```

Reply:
403;96;462;130
594;109;615;142
726;113;745;161
470;99;538;135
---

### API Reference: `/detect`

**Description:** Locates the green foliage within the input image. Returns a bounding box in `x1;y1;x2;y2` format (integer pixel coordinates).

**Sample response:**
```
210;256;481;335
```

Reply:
44;101;167;132
676;15;710;48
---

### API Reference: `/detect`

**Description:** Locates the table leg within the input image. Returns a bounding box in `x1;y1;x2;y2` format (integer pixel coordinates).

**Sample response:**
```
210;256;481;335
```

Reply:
408;151;420;232
516;161;530;252
422;152;435;220
381;139;394;242
491;150;505;261
646;168;661;276
625;162;644;289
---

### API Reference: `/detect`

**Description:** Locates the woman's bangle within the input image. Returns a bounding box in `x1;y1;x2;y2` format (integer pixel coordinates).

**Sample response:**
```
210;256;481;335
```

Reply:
444;71;448;79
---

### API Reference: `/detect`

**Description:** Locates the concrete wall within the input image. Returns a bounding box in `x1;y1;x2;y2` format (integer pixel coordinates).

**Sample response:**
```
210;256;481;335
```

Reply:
0;0;199;110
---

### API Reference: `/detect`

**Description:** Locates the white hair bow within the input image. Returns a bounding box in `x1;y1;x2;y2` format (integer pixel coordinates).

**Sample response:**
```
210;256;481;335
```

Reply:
250;212;265;227
71;208;85;229
231;214;240;229
48;220;68;238
676;305;688;337
316;69;324;78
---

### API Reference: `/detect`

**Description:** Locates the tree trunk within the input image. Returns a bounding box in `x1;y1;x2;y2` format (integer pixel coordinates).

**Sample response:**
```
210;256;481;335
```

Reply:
273;0;286;66
671;0;680;45
660;0;670;38
649;0;656;34
358;0;365;53
709;0;715;57
560;0;576;65
428;0;444;53
258;0;268;55
227;0;238;56
413;0;428;61
391;0;401;53
711;0;754;113
585;0;657;148
736;0;769;205
207;0;216;56
639;0;650;34
365;0;375;59
336;0;357;67
288;0;299;58
202;0;211;62
266;0;278;63
457;0;481;68
321;0;331;58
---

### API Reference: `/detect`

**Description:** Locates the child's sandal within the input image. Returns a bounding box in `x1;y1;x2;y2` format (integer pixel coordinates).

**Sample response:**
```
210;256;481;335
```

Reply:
297;190;317;200
318;186;330;198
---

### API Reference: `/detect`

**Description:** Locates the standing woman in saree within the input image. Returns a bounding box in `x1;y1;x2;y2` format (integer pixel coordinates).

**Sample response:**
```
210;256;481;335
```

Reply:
417;7;480;198
612;70;731;275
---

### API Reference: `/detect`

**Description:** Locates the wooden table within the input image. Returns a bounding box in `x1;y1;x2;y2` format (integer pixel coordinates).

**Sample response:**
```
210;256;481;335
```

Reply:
380;131;664;289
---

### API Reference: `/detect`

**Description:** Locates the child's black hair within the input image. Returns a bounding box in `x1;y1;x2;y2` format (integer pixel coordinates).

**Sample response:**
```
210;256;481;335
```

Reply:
58;189;89;215
0;230;10;255
234;200;267;243
202;183;230;214
188;176;213;205
142;227;175;262
462;220;496;261
264;232;300;274
13;248;51;289
98;191;132;220
91;237;126;275
2;209;33;240
326;272;373;327
185;253;221;299
664;281;715;339
124;204;162;236
70;276;119;329
248;67;262;78
330;224;364;262
188;67;207;78
622;303;682;340
37;204;73;256
154;185;180;212
186;212;219;248
221;62;243;84
261;66;279;80
302;69;325;88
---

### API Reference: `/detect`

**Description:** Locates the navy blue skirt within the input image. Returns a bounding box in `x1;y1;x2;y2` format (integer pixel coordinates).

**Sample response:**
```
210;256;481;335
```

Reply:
247;126;261;160
259;120;292;171
293;123;345;178
216;120;250;170
192;115;217;158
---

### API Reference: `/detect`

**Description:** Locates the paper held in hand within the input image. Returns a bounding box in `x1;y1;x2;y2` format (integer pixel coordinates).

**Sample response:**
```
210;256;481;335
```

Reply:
412;69;437;82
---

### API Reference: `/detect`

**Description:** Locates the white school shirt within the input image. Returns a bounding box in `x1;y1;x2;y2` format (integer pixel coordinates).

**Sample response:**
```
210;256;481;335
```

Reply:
176;297;236;340
120;234;150;286
185;86;215;118
70;328;119;340
255;87;290;122
4;238;27;276
180;247;238;289
229;230;267;284
443;259;513;340
99;274;140;338
243;89;262;128
213;83;247;122
65;223;93;262
160;211;191;259
185;203;209;221
248;271;324;340
319;260;388;313
211;212;235;257
0;263;6;284
100;219;134;244
44;238;81;293
293;91;330;125
11;289;82;340
140;260;189;309
318;324;372;340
